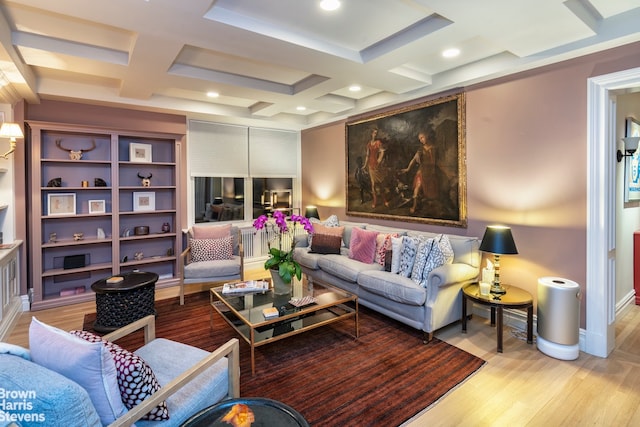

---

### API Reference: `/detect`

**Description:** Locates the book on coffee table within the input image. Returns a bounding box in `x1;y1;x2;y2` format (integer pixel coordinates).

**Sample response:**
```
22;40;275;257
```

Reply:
262;307;279;319
222;280;269;294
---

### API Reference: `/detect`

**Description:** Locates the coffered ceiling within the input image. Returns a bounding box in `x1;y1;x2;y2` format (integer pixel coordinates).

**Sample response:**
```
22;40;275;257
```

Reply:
0;0;639;130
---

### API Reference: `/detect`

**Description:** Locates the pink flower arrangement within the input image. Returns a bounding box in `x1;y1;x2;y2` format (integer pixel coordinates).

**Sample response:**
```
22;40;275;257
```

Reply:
253;210;314;283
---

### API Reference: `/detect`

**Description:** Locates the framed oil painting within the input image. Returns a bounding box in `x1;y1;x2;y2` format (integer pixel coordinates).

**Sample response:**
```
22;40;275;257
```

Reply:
345;92;467;227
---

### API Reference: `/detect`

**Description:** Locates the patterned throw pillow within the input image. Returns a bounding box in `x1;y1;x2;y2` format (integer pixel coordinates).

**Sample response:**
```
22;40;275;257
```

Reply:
308;216;340;245
411;238;434;284
399;236;420;277
323;214;340;227
190;236;233;262
348;227;379;264
420;241;448;288
390;236;404;274
374;233;398;266
310;233;342;254
70;330;169;421
436;234;455;264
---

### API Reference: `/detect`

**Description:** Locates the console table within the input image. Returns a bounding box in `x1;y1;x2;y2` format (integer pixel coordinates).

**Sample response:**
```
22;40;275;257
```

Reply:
91;271;158;332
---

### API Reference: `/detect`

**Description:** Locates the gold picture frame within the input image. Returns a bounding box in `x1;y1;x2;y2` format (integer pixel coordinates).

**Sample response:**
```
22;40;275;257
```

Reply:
345;92;467;227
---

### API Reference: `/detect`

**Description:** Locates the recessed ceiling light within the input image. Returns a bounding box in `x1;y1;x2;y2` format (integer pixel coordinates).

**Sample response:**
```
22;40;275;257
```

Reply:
296;106;306;111
349;85;361;92
207;91;219;98
442;48;460;58
320;0;340;11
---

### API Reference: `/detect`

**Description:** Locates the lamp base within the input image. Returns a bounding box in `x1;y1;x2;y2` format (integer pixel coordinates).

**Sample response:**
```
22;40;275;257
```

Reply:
490;284;506;295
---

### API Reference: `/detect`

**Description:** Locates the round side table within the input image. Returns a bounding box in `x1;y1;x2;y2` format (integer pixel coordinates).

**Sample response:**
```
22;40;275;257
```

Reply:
91;271;159;332
181;397;309;427
461;283;533;353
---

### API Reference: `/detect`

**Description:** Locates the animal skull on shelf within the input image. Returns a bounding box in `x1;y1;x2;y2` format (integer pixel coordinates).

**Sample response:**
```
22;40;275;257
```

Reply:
137;172;152;187
55;139;96;160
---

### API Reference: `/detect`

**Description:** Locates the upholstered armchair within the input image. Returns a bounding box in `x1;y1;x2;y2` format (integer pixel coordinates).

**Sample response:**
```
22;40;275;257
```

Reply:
0;315;240;427
179;224;244;305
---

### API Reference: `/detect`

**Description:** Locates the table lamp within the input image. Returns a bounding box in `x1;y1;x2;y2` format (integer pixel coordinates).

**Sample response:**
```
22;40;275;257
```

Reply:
479;225;518;294
304;206;320;220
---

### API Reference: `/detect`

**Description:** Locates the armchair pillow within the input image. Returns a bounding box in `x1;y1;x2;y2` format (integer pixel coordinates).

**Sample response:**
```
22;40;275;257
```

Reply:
192;223;231;239
70;330;170;420
190;236;234;262
399;236;420;277
29;317;127;425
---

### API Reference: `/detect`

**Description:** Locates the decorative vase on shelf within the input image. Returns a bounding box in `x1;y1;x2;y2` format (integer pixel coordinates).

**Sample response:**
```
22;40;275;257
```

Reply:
270;269;291;295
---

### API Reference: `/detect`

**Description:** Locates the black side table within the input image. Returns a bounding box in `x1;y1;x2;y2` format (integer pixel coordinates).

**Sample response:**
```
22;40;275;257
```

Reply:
461;283;533;352
91;271;159;332
181;398;309;427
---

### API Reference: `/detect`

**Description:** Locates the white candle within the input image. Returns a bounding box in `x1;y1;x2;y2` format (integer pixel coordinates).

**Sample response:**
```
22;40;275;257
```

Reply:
482;267;495;284
479;282;491;296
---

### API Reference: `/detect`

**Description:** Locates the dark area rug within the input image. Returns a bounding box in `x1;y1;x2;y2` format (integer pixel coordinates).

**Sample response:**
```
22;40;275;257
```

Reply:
83;291;485;426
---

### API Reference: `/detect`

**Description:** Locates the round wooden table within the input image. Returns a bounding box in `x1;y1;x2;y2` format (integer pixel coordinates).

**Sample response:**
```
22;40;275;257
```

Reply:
461;283;533;353
91;271;158;332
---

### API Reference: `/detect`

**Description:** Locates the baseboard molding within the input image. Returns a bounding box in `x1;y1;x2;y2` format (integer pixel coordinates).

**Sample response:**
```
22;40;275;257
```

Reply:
0;296;24;342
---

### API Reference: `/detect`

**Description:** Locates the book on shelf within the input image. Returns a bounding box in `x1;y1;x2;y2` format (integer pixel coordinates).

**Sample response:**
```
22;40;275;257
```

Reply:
222;280;269;294
262;307;279;319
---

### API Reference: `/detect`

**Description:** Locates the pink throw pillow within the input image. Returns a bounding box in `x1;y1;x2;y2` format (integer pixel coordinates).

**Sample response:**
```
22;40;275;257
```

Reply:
192;223;231;239
349;227;379;264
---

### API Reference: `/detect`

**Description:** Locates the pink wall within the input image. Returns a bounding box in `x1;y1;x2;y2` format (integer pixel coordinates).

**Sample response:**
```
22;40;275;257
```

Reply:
302;42;640;326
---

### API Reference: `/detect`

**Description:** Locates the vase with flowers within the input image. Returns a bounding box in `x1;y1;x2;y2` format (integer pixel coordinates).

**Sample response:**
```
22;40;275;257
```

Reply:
253;210;314;294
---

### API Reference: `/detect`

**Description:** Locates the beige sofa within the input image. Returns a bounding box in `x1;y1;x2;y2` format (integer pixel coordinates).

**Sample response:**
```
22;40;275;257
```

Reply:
294;221;480;342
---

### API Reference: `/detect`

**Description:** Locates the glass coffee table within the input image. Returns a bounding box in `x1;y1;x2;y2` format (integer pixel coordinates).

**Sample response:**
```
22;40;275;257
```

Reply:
210;280;358;375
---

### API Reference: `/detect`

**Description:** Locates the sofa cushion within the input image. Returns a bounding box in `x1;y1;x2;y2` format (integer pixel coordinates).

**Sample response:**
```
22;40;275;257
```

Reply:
135;338;231;427
358;270;427;306
0;353;103;427
399;236;420;277
348;227;379;264
310;233;342;254
390;236;403;274
365;224;408;236
190;236;233;262
29;317;127;425
70;330;169;420
294;247;322;270
317;254;382;283
421;241;448;287
411;237;434;284
374;233;398;266
341;222;368;248
184;255;241;279
436;234;455;264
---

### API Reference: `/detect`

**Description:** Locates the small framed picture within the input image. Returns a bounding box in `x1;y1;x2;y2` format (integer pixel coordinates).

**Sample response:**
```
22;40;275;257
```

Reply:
48;193;76;216
133;192;155;212
88;199;106;214
129;142;152;163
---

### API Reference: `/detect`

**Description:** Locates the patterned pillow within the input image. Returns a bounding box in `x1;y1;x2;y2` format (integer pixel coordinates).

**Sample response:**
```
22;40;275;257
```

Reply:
411;238;434;284
324;214;340;227
390;236;404;274
374;233;398;266
436;234;455;264
399;236;420;277
310;233;342;254
308;217;340;245
348;227;379;264
70;330;169;421
420;241;448;288
190;236;233;262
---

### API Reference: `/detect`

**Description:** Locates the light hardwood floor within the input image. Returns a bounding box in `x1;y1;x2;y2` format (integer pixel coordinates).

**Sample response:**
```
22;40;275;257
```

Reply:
6;273;640;426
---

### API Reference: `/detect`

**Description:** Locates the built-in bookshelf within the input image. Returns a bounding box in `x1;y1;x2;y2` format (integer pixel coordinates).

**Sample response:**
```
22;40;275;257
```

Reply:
27;121;182;309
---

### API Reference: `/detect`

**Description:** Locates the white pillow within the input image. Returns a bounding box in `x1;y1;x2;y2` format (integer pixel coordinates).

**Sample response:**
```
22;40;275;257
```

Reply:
390;236;404;274
436;234;455;264
411;238;434;284
420;242;448;288
399;236;420;278
29;317;127;425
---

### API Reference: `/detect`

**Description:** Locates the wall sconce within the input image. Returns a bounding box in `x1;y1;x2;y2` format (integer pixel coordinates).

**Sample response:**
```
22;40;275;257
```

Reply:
617;137;640;162
0;122;23;159
479;225;518;295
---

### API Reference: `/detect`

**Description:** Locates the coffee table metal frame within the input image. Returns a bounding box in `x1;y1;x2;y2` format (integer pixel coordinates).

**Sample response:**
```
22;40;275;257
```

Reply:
210;280;358;375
